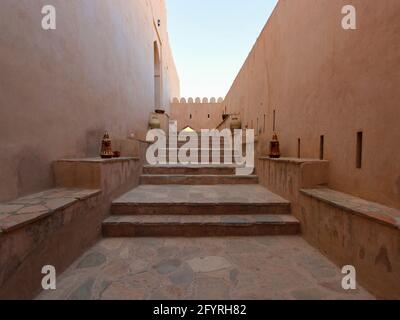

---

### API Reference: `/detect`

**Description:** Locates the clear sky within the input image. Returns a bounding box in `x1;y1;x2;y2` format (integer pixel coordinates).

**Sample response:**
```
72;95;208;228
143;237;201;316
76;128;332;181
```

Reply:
166;0;278;99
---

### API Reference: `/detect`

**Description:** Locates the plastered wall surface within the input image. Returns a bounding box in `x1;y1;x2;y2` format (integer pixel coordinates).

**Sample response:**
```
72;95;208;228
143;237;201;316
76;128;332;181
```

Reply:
223;0;400;209
0;0;179;202
171;98;225;131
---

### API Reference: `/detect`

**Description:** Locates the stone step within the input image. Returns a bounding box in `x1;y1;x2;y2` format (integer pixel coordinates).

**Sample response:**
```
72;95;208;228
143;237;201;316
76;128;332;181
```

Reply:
102;214;300;237
156;148;243;156
111;203;290;215
143;164;238;175
150;161;246;168
153;149;244;162
174;141;231;148
140;174;259;185
111;185;291;215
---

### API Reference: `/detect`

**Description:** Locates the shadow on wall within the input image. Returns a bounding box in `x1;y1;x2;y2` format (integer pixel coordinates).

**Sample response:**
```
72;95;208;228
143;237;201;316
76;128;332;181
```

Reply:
14;129;107;199
86;128;108;156
16;148;52;197
395;176;400;198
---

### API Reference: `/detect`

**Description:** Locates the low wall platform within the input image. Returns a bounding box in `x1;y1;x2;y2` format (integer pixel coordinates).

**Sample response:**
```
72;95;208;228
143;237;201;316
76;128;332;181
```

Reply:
0;156;142;299
258;157;400;299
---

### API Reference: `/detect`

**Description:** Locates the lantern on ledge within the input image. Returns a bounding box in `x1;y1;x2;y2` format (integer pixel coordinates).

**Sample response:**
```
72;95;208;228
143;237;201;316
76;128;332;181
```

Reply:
100;131;113;159
269;133;281;159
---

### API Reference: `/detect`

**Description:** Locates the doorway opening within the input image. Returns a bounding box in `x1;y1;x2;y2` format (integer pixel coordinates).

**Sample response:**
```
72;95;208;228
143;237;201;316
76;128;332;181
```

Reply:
154;41;162;109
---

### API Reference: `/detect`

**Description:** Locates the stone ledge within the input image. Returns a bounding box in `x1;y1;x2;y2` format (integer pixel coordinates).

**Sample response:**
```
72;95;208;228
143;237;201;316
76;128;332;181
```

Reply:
57;157;139;164
0;188;101;234
104;214;299;225
259;157;329;165
54;157;142;190
301;188;400;230
257;156;329;195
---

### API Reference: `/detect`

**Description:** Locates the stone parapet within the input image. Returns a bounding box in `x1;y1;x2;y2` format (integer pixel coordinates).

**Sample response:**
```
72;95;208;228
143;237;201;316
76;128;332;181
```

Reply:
257;157;329;205
54;157;141;197
0;188;101;299
256;156;399;298
172;97;224;104
300;188;400;299
0;157;144;299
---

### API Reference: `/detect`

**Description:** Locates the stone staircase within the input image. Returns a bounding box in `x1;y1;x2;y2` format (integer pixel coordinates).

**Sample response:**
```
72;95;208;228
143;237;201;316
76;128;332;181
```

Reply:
102;162;301;237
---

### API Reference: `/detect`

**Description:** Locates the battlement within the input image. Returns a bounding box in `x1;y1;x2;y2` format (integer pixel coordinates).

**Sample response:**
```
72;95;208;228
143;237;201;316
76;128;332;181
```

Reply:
172;97;224;104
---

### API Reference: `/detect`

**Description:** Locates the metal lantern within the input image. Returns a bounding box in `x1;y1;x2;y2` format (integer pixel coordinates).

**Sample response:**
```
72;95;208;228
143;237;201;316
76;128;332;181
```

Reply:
269;133;281;159
100;131;113;159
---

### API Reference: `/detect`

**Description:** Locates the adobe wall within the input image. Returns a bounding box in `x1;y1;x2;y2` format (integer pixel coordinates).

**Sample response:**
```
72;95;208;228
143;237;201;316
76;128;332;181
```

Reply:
223;0;400;209
171;97;225;131
0;0;179;202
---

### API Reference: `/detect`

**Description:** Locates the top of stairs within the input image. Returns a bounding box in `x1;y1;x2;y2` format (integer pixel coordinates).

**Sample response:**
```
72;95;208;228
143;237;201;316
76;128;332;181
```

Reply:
111;185;291;215
113;185;289;206
103;163;297;237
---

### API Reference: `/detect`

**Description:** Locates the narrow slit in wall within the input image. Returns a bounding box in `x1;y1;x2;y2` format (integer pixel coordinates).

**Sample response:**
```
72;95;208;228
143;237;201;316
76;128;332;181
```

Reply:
273;110;276;132
356;131;363;169
320;135;325;160
297;138;301;158
263;114;266;133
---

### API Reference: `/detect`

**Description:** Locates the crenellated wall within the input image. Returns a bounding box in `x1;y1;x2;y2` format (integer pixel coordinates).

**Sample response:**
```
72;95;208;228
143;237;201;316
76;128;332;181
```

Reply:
171;97;225;131
0;0;180;202
223;0;400;209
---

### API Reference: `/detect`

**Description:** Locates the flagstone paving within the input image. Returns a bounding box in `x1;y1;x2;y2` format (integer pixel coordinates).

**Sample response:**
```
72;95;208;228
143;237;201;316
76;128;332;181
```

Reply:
37;236;374;300
113;185;290;205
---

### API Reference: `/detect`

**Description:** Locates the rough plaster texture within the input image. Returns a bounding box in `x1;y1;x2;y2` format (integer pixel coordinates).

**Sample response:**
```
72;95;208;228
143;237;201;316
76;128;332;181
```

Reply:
0;0;179;202
223;0;400;209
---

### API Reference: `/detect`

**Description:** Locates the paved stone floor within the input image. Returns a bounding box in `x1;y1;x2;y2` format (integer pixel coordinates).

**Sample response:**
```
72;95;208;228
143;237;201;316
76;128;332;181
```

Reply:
113;185;290;204
37;236;374;300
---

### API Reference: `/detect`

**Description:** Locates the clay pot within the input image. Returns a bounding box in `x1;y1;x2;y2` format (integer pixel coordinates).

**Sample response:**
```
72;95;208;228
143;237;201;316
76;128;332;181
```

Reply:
230;117;242;130
113;151;121;158
149;115;161;129
155;106;166;114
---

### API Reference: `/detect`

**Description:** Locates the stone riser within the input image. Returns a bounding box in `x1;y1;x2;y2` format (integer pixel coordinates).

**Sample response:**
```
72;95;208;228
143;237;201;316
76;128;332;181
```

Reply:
111;203;291;215
102;223;300;237
153;157;243;164
173;142;231;148
143;166;237;175
140;175;259;185
154;149;243;162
